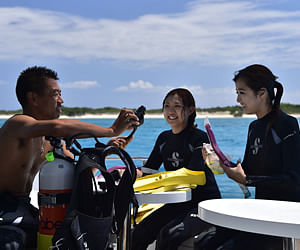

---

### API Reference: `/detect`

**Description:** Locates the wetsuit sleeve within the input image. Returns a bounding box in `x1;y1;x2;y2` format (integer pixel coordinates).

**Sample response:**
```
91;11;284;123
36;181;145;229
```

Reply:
241;124;252;170
280;118;300;183
186;132;209;171
141;133;164;175
246;118;300;187
242;129;251;181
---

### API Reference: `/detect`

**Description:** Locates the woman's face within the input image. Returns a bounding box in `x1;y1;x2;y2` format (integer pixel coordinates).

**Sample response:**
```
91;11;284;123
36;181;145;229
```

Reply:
235;79;269;118
163;94;191;133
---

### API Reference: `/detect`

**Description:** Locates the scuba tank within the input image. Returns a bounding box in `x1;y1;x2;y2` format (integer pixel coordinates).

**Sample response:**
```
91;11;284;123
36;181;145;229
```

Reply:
37;136;75;250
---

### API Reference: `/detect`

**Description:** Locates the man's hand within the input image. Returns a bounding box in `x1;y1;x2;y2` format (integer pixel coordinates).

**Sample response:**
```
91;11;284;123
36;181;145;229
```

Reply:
110;109;140;136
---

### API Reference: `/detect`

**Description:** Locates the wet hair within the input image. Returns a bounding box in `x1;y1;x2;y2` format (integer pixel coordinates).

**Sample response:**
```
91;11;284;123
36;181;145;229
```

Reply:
16;66;59;108
233;64;283;135
162;88;197;129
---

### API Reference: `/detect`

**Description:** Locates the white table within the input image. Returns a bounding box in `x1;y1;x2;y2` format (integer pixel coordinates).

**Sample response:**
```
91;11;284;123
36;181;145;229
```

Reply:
198;199;300;250
118;189;192;250
135;189;191;204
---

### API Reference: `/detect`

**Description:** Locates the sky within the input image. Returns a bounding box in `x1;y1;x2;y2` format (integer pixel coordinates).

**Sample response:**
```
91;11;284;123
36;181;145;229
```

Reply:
1;0;300;110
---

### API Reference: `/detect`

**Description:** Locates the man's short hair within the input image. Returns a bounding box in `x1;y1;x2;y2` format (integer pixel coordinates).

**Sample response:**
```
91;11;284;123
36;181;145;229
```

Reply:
16;66;59;108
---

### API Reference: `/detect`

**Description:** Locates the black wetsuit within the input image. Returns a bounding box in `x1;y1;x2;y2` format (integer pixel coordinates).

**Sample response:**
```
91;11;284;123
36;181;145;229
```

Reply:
0;192;38;250
215;111;300;250
131;127;221;250
244;111;300;200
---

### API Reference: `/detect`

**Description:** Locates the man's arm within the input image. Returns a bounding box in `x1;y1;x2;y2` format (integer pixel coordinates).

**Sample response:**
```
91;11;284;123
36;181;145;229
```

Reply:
9;109;139;139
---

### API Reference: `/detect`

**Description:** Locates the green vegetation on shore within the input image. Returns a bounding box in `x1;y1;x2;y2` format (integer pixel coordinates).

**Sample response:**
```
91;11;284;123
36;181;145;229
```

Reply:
1;103;300;117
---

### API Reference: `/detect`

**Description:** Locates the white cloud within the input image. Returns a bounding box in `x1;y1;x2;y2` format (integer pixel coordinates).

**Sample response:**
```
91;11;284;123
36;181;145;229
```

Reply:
180;85;205;95
171;84;237;107
1;1;300;66
130;80;153;89
114;80;237;107
115;80;154;91
61;80;99;89
193;86;237;108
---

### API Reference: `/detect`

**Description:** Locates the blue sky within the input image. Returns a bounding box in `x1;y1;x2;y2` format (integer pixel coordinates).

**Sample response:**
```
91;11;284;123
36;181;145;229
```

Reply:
1;0;300;110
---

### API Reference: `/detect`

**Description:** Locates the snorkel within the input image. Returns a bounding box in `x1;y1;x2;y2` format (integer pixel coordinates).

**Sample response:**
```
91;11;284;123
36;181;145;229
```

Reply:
204;117;235;168
204;117;251;198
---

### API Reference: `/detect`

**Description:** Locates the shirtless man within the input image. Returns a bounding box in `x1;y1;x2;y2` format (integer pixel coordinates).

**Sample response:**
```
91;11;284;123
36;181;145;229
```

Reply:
0;66;139;249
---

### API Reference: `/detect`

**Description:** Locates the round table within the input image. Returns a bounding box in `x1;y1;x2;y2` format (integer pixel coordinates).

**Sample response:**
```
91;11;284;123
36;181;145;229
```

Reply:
135;189;191;204
198;199;300;250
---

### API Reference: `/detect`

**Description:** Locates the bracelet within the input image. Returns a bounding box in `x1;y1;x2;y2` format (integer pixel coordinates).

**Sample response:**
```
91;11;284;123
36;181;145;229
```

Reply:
245;176;253;185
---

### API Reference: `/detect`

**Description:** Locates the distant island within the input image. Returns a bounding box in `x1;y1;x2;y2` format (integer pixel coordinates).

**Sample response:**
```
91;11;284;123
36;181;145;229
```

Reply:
1;103;300;117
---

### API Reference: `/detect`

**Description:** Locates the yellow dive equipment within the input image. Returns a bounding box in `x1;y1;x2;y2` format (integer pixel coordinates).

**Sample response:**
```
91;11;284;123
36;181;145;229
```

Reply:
133;168;205;222
134;167;206;192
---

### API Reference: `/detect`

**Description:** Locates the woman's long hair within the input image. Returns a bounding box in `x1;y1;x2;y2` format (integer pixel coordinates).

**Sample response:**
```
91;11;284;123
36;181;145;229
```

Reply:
233;64;283;136
162;88;197;130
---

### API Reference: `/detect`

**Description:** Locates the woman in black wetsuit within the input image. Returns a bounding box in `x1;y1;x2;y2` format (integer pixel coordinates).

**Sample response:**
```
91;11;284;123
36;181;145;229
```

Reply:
131;88;221;250
202;64;300;250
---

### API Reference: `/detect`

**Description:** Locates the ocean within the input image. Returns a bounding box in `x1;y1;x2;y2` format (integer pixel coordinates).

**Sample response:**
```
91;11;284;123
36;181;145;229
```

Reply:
2;116;297;199
74;117;256;198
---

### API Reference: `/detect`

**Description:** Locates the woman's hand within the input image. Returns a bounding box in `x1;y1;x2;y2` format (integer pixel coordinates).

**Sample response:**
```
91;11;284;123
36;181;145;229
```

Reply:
107;135;133;149
136;169;143;178
202;144;219;162
201;146;210;162
203;143;246;185
221;160;247;185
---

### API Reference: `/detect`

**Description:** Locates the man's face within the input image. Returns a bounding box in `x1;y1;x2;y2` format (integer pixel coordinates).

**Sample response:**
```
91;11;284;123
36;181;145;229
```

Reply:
35;78;64;120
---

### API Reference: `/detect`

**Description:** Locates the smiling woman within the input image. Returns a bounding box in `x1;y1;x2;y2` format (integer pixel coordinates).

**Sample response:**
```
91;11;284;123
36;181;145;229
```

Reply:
131;88;221;250
200;64;300;250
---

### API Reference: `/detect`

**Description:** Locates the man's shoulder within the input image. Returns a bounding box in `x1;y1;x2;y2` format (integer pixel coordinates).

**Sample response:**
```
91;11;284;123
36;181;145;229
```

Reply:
6;114;35;123
0;115;36;140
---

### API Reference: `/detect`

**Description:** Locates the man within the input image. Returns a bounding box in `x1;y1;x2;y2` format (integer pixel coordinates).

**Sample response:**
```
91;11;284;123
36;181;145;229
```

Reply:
0;66;139;249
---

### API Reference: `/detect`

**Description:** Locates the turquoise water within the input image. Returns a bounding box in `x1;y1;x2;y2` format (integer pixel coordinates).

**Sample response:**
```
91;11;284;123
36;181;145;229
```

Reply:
0;117;282;198
64;118;256;198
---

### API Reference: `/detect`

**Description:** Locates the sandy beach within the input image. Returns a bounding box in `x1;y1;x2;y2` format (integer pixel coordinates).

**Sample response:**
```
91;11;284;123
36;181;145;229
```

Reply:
2;111;300;120
0;112;259;120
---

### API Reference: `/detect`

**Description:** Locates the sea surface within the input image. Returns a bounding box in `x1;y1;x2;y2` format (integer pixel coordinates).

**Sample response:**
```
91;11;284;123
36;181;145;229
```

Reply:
3;117;297;199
